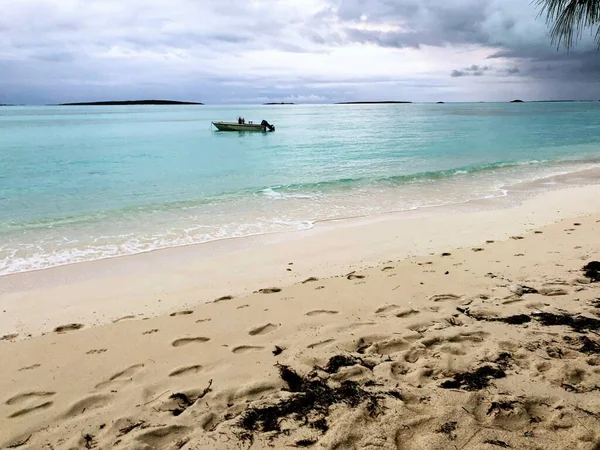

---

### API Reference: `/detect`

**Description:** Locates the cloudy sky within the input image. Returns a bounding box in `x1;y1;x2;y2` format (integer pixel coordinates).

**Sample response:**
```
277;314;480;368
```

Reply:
1;0;599;104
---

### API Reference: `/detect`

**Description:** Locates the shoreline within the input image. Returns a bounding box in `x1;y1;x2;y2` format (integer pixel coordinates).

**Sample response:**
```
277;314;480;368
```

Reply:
2;163;599;279
2;182;600;338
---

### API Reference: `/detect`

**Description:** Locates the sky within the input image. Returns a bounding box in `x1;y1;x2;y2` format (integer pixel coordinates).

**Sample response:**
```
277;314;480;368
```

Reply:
1;0;600;104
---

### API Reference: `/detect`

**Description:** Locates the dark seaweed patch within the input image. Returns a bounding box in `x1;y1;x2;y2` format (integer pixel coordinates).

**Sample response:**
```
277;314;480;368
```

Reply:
238;363;398;437
583;261;600;282
532;312;600;333
487;401;517;415
578;336;600;354
457;308;531;325
440;365;506;391
322;355;359;373
458;307;599;333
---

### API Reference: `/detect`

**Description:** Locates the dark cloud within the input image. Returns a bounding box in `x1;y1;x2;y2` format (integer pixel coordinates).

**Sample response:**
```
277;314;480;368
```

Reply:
2;0;600;104
451;65;491;77
315;0;600;94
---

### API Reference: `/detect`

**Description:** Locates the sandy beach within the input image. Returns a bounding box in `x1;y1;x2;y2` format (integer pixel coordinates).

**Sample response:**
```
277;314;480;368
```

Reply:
2;184;600;449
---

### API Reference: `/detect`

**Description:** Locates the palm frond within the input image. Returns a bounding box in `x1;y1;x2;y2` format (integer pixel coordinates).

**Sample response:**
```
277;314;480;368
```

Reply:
535;0;600;49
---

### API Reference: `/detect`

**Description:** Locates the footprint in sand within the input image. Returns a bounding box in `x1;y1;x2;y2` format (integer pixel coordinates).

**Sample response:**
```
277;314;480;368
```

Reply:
429;294;462;302
6;392;56;419
534;231;543;234
86;349;107;355
170;310;193;317
248;323;279;336
306;310;339;316
472;248;485;252
232;345;265;354
172;337;210;347
375;305;400;314
366;337;411;355
237;305;249;310
135;425;191;448
6;391;55;406
258;287;282;294
510;236;524;240
486;240;495;244
347;273;366;280
169;365;203;377
539;287;568;296
396;309;420;318
8;401;54;418
143;329;159;335
113;315;136;323
447;331;490;343
338;322;376;332
95;364;144;390
307;339;335;349
18;364;41;372
382;266;394;271
54;323;84;333
213;295;234;303
0;334;18;341
63;394;111;418
302;277;319;284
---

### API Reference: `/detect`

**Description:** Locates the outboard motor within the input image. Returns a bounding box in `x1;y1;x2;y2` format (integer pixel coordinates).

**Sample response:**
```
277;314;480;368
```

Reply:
261;120;275;132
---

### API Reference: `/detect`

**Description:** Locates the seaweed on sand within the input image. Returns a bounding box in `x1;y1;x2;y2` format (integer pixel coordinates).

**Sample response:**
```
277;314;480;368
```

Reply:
457;307;600;333
583;261;600;282
322;355;360;373
532;312;600;333
440;365;506;391
440;353;511;391
238;361;399;437
456;308;531;325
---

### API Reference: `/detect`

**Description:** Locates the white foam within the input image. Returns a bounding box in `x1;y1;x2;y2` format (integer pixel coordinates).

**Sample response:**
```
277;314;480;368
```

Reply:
260;187;320;200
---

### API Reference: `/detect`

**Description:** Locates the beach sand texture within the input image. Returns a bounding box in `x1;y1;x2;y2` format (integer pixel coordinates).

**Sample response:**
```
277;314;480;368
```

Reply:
2;205;600;448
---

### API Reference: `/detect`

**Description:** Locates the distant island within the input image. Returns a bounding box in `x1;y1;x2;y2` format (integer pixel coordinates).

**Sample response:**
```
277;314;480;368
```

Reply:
58;100;203;106
510;99;524;103
335;101;412;104
436;101;445;104
263;102;295;105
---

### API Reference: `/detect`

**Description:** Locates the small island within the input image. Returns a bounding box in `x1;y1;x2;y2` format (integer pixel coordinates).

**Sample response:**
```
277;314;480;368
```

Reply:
510;99;524;103
335;101;412;104
436;101;445;104
58;100;203;106
263;102;295;105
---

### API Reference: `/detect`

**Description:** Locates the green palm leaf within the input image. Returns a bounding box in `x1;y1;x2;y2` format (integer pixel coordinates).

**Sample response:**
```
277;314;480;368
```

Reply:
535;0;600;49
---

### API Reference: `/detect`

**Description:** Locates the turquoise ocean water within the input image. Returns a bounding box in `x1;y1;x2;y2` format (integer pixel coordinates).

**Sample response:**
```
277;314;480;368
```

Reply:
1;102;600;276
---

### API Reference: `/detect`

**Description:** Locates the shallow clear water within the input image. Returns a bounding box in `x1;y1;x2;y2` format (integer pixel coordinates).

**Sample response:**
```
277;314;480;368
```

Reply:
2;102;600;275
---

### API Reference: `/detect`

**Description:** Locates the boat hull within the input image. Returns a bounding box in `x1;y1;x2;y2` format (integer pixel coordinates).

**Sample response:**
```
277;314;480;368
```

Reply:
212;122;267;132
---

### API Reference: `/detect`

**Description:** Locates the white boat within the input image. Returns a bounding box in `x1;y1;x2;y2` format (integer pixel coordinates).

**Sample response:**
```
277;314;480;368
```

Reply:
211;119;275;132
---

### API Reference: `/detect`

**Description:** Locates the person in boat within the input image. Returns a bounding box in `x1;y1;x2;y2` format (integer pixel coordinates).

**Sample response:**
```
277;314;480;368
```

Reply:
238;117;242;124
